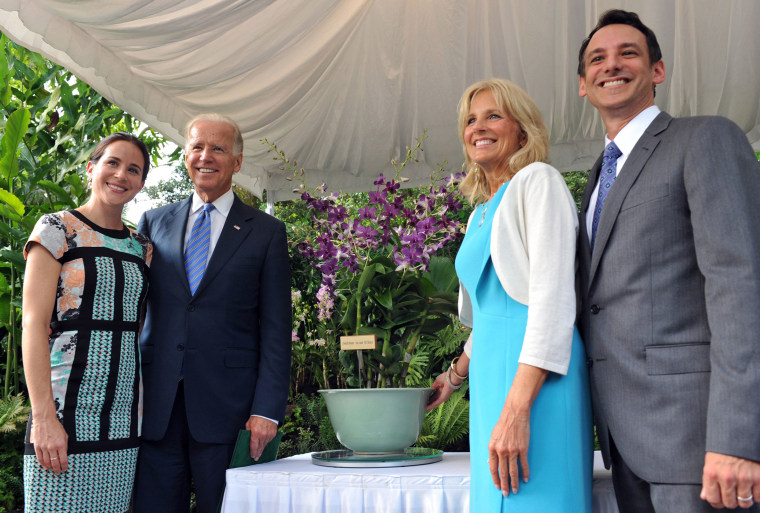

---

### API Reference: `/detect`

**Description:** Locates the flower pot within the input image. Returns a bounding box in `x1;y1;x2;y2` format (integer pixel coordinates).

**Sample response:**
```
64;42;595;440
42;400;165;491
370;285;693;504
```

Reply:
319;388;433;454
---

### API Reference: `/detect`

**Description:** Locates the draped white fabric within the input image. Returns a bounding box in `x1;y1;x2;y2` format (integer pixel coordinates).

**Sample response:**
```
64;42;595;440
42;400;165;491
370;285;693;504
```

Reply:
2;0;759;198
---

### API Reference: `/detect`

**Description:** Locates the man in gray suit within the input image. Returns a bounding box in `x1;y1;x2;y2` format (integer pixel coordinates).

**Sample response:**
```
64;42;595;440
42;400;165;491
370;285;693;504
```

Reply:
577;9;760;513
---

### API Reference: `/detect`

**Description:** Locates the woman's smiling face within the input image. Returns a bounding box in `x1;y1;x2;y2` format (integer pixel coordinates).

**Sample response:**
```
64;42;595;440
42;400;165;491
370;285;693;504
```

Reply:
464;89;525;175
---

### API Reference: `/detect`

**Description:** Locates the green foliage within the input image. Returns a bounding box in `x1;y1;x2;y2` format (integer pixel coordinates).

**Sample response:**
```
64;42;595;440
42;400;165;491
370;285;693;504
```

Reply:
562;170;589;211
0;395;26;512
0;34;169;399
416;379;470;450
408;320;471;387
337;255;459;388
0;393;28;434
278;393;341;458
141;161;193;207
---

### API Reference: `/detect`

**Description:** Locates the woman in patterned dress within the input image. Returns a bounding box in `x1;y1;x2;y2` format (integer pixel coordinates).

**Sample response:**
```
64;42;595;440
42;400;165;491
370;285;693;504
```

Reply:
427;79;593;511
22;133;152;512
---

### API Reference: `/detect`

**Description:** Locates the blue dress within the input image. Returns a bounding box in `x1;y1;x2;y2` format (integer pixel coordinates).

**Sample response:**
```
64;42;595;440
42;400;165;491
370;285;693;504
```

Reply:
455;182;593;512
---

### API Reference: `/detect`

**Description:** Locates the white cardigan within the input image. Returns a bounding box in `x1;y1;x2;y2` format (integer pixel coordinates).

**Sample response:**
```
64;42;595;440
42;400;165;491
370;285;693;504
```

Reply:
459;162;578;375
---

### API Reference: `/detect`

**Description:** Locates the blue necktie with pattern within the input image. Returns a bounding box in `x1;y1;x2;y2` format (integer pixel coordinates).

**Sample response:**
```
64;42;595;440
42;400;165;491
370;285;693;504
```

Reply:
184;203;214;294
591;142;622;250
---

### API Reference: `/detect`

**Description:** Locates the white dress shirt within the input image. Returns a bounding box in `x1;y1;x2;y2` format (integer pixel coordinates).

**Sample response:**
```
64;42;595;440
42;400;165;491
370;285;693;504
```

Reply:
585;105;661;243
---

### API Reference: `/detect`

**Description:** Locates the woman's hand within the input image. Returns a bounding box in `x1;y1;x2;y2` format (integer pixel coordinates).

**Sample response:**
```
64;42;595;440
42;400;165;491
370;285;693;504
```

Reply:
488;363;548;496
427;353;470;410
31;414;69;474
488;398;531;496
426;372;455;410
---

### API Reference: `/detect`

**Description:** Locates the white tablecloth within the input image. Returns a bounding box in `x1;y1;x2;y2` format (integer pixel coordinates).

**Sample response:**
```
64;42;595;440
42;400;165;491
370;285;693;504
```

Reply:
221;452;619;513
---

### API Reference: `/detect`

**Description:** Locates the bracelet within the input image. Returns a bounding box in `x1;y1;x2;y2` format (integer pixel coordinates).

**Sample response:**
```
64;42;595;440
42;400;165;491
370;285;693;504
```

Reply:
449;357;467;381
445;367;463;389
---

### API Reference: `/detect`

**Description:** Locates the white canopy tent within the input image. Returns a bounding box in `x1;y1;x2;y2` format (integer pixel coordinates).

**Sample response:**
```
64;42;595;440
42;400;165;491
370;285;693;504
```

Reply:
2;0;759;201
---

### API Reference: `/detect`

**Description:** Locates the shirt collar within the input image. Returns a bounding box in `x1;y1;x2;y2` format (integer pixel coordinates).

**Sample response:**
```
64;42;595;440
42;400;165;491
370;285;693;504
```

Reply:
190;188;235;217
605;105;661;155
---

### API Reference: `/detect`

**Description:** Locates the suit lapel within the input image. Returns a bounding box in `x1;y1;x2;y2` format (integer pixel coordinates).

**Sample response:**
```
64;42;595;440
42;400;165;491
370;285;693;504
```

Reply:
579;154;603;282
166;197;193;295
193;195;254;296
588;112;671;284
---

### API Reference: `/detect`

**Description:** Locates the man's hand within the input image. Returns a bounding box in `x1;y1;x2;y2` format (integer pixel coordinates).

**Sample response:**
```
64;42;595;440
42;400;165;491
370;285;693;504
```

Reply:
245;416;277;461
701;451;760;509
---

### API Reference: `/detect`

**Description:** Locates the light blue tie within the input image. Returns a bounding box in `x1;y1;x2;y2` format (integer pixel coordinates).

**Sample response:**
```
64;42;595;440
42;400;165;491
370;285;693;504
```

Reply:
591;142;622;250
185;203;214;294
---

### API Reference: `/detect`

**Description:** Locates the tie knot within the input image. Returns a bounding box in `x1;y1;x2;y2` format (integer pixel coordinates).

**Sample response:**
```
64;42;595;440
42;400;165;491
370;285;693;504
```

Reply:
604;142;622;160
202;203;214;214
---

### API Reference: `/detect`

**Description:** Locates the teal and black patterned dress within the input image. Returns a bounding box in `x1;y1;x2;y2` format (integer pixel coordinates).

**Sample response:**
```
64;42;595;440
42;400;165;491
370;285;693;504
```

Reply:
22;210;151;513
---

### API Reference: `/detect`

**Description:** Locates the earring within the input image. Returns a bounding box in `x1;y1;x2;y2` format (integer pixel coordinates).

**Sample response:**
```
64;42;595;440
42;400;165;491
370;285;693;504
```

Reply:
86;175;92;190
473;163;479;183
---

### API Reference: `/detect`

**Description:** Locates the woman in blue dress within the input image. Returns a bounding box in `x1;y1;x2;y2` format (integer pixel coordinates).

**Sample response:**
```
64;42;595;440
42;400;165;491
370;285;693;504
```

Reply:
428;79;593;512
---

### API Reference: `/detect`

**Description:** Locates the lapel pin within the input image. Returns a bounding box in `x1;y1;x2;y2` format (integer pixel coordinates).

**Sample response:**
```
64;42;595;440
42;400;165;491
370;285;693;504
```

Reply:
234;225;241;230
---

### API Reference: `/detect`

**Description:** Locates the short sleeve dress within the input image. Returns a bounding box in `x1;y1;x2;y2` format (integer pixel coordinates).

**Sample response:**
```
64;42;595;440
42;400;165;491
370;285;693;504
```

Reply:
22;210;152;513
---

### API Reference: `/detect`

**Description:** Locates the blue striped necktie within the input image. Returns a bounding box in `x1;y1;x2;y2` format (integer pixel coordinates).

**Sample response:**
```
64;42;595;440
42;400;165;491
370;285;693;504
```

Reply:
591;142;622;250
185;203;214;294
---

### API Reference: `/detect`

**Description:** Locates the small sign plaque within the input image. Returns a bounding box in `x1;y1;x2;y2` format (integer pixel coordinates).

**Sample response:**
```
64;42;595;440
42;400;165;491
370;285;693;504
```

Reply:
340;334;378;350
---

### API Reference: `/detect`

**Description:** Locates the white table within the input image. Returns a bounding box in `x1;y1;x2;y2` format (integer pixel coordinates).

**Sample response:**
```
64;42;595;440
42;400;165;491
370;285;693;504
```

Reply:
221;452;619;513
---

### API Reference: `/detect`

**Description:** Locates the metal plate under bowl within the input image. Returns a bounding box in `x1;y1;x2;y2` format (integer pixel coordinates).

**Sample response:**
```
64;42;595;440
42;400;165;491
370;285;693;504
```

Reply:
311;447;443;468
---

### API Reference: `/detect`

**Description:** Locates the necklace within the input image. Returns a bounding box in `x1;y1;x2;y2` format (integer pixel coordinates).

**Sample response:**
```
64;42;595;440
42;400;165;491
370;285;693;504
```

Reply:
479;181;505;226
479;203;489;226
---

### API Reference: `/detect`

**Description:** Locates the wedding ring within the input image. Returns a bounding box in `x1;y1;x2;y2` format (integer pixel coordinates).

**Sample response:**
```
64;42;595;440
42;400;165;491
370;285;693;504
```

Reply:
737;494;754;502
50;457;58;460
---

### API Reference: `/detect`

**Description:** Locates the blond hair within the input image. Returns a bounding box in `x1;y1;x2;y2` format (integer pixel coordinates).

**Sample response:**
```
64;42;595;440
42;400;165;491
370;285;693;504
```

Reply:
457;79;549;205
184;113;244;155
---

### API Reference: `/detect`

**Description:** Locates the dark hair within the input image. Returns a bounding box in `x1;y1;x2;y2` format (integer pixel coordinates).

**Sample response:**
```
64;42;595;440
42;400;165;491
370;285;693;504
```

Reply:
577;9;662;76
89;132;151;181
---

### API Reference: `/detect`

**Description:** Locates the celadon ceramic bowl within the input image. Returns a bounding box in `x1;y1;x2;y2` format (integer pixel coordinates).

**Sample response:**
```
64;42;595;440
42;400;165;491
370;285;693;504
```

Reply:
319;388;434;454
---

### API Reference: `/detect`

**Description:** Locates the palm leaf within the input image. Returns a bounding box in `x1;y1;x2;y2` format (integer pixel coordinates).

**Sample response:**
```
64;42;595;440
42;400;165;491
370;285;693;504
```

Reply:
416;379;469;450
0;394;30;434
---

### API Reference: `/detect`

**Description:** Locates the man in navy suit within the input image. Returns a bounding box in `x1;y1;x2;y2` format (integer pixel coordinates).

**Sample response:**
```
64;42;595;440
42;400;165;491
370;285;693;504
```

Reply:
576;9;760;513
133;114;291;513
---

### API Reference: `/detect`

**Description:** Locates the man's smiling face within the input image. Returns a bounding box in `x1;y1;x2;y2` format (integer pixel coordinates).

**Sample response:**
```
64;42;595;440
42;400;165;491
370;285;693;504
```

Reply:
185;120;242;203
579;23;665;122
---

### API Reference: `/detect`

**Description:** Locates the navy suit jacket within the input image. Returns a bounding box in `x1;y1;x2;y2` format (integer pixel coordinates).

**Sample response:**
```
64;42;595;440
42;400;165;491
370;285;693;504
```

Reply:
138;193;291;444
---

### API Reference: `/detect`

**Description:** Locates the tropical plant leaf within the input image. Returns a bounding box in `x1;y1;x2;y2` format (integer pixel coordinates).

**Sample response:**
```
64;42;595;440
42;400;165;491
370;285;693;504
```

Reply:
0;107;31;183
34;85;61;133
0;36;11;105
417;379;470;450
356;262;378;293
0;394;30;434
403;348;430;387
37;180;77;208
0;249;26;272
0;188;25;216
425;256;459;293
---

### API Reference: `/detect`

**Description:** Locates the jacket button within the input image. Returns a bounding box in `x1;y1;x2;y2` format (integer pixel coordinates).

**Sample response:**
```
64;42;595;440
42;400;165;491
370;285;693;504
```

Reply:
590;304;600;314
177;344;184;351
187;305;195;312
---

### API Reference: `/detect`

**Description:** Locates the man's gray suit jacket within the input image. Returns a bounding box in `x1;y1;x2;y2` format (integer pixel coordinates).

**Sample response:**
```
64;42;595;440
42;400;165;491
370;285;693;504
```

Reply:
578;111;760;483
